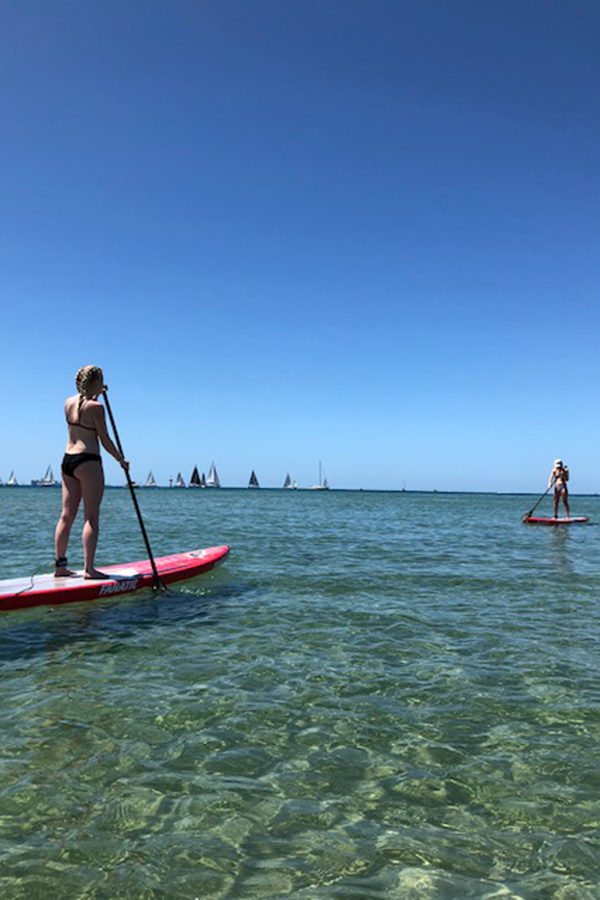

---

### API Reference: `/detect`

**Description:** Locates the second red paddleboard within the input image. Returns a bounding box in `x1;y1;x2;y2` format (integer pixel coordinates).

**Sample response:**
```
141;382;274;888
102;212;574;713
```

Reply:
523;516;589;526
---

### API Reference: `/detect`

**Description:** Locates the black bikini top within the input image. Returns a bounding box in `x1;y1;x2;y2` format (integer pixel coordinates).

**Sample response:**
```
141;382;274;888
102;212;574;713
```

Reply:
66;399;97;432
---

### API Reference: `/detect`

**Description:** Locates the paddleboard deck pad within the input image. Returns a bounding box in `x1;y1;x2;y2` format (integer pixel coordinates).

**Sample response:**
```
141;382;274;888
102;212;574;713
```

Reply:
523;517;589;526
0;546;229;612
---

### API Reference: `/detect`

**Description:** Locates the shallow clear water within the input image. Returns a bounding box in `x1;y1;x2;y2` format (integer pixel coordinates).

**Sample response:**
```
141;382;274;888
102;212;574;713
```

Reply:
1;487;600;898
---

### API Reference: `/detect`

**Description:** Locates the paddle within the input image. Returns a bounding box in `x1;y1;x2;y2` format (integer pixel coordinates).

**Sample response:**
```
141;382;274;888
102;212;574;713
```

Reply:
102;387;165;591
522;484;553;522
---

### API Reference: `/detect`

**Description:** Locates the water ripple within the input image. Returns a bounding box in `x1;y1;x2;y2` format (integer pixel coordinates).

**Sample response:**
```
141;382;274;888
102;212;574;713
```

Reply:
1;489;600;896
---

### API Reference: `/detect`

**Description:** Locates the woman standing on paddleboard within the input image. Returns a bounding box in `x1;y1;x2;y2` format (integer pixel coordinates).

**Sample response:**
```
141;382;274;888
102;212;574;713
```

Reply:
548;459;569;519
54;366;128;578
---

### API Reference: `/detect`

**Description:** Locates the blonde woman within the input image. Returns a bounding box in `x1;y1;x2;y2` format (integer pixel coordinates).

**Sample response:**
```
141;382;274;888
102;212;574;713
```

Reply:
55;366;129;578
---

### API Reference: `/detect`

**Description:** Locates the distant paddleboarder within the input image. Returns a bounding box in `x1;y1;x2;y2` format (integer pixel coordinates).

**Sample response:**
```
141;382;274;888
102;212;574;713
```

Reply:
54;366;129;579
548;459;569;519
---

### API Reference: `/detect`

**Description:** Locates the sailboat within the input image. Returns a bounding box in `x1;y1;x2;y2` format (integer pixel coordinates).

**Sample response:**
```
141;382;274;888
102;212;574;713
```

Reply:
142;470;157;488
174;472;186;488
205;461;221;488
283;473;291;489
310;462;329;490
189;465;203;488
7;471;18;486
248;470;259;489
31;465;58;487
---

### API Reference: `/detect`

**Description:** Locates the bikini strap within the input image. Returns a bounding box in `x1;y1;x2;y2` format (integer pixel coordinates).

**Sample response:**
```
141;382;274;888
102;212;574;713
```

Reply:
75;397;97;431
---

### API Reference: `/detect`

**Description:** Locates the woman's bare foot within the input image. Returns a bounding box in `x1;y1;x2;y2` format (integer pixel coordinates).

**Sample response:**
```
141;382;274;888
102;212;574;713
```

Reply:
54;557;75;577
84;568;108;580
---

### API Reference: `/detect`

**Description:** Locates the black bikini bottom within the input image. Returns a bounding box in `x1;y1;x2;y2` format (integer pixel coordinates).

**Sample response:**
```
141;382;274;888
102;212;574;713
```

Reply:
61;452;102;478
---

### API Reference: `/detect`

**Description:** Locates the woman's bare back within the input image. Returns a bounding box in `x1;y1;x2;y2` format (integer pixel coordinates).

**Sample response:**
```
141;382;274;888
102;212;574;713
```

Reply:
64;395;101;454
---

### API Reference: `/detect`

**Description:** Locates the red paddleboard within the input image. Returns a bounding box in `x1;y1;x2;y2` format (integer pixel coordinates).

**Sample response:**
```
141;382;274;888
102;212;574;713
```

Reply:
523;517;588;526
0;545;229;612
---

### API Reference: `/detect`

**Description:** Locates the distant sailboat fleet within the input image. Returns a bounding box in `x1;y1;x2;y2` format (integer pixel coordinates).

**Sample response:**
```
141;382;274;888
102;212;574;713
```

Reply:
167;462;221;488
2;461;330;489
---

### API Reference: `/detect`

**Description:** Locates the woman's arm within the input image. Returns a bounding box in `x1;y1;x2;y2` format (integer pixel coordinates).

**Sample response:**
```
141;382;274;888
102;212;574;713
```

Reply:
92;403;128;467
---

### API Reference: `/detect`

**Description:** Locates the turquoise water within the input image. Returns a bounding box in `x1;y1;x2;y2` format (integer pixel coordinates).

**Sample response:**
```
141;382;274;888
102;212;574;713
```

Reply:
1;487;600;898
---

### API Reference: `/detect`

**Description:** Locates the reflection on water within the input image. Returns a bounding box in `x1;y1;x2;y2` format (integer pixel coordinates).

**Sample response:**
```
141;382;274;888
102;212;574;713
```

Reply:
0;583;255;664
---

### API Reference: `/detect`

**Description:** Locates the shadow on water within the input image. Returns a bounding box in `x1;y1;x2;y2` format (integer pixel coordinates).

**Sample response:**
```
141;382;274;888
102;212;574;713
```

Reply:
0;580;257;665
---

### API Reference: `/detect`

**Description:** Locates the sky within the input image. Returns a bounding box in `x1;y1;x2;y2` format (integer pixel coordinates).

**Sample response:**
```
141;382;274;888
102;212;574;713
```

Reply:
1;0;599;491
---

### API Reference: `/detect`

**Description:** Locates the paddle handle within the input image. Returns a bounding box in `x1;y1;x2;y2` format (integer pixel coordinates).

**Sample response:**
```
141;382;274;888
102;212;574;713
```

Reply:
102;388;164;590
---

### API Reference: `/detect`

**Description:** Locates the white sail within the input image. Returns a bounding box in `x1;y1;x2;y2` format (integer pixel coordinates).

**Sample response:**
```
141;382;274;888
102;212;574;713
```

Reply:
31;465;57;486
7;471;18;486
143;470;157;487
175;472;186;488
310;461;330;490
283;473;291;489
205;462;220;488
41;466;57;486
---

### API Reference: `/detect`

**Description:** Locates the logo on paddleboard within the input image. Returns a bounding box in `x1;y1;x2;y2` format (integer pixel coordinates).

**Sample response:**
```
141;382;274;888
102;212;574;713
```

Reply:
99;579;140;596
187;550;208;558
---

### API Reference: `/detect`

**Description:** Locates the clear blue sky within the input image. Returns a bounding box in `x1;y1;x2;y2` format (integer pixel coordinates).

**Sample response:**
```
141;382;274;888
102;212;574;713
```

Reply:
2;1;599;491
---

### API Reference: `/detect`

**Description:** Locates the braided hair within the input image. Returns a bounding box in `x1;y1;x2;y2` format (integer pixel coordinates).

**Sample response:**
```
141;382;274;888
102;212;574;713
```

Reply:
75;365;103;416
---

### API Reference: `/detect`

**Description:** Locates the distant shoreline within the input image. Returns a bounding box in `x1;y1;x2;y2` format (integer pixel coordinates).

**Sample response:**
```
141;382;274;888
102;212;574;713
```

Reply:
2;485;599;498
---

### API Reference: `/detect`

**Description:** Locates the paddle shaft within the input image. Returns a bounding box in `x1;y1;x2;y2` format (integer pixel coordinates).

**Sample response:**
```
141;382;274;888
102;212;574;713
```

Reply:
102;389;164;590
523;483;553;520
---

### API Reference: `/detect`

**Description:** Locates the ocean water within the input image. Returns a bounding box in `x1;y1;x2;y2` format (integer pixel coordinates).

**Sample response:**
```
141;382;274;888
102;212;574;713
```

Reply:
1;487;600;899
